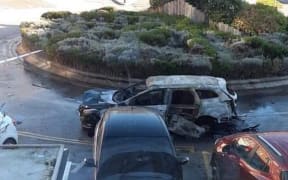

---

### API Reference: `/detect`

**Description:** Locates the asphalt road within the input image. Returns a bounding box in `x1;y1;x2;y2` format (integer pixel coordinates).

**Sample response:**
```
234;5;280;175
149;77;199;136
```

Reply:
1;25;288;180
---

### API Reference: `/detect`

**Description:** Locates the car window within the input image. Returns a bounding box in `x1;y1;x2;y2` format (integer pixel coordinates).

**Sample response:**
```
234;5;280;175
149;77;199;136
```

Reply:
233;137;257;162
171;89;195;105
132;89;165;106
100;137;174;165
249;146;270;173
196;89;218;99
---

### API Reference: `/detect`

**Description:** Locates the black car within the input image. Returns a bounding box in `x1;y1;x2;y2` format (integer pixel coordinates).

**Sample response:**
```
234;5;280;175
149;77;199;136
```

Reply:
92;106;189;180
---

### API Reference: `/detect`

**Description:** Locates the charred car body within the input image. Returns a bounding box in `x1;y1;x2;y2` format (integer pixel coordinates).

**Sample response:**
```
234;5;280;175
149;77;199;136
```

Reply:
78;75;238;137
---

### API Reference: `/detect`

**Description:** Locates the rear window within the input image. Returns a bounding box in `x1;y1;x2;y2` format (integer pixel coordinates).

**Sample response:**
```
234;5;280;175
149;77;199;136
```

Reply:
281;171;288;180
196;90;218;99
100;137;173;165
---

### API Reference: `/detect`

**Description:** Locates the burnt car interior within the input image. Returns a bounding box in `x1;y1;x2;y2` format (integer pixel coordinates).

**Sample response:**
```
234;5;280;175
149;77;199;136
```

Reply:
166;89;199;121
113;81;145;102
130;89;165;106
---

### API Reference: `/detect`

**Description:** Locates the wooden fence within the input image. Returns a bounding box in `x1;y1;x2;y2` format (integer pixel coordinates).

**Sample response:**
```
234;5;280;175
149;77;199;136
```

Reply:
151;0;242;35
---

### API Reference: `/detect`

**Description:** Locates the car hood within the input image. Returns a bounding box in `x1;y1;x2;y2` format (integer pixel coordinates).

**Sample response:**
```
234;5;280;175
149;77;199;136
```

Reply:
82;89;117;105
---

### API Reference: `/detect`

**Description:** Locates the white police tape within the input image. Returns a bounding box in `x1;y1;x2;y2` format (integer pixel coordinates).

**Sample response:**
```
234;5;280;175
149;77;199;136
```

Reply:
0;50;42;64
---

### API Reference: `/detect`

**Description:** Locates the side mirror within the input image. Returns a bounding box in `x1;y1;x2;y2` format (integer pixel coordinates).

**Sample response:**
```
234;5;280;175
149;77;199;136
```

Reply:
177;156;190;165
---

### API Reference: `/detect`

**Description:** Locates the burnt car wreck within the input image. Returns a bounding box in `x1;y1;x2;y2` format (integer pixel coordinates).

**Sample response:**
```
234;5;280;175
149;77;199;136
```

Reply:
78;75;255;138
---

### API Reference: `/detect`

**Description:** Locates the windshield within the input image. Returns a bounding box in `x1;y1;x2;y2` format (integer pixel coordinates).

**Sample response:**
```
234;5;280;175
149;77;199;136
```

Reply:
98;151;181;180
112;82;146;102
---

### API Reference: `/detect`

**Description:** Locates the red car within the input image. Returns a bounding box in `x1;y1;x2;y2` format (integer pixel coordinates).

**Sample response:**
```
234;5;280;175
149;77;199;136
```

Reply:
210;132;288;180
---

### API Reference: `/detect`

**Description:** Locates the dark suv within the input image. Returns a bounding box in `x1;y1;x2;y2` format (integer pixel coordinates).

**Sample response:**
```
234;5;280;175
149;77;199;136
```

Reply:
211;132;288;180
92;106;188;180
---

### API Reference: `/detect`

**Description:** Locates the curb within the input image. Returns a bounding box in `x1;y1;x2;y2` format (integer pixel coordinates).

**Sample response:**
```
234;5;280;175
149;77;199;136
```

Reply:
17;43;288;90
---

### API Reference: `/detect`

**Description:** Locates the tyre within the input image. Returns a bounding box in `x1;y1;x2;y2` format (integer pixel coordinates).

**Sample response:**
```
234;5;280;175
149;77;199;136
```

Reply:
3;138;17;145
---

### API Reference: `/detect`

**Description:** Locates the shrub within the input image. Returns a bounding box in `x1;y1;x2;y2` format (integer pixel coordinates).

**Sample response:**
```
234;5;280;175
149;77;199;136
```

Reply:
188;36;217;57
232;4;288;34
138;28;171;46
127;16;139;25
123;22;162;31
98;7;114;13
41;11;72;20
150;0;173;7
245;37;288;59
80;10;115;22
215;31;241;41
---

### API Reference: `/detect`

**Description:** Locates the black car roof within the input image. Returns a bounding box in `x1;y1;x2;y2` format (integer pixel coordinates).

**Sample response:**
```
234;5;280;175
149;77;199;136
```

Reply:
102;107;169;138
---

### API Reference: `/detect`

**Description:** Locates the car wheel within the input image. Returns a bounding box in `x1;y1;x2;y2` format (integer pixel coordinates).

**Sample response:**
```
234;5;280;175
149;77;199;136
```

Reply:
3;138;17;145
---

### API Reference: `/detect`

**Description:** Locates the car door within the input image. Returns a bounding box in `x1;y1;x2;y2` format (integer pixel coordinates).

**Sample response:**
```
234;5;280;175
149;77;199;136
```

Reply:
216;136;258;180
166;88;200;120
127;88;168;117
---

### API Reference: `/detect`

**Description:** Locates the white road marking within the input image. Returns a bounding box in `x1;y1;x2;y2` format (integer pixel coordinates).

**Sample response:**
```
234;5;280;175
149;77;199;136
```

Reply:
18;131;92;145
202;151;212;180
0;50;42;64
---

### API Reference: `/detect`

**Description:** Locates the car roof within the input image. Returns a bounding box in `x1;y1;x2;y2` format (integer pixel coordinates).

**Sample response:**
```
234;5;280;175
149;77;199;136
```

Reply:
255;132;288;170
102;106;169;138
146;75;227;89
